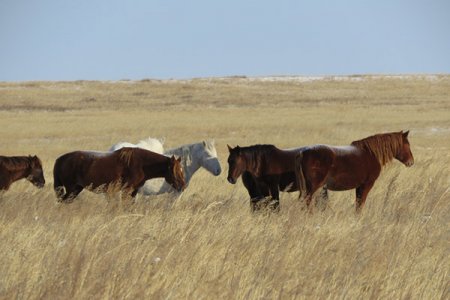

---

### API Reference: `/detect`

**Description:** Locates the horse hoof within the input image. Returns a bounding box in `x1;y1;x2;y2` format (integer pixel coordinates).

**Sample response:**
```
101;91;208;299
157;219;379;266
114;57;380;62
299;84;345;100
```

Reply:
267;200;280;212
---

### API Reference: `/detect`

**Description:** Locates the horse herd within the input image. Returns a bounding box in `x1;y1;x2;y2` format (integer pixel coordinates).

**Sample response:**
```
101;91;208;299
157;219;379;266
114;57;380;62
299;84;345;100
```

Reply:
0;131;414;212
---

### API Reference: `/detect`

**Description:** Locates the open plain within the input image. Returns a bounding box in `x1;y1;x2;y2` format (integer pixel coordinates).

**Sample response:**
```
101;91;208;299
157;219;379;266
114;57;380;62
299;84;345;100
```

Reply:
0;75;449;299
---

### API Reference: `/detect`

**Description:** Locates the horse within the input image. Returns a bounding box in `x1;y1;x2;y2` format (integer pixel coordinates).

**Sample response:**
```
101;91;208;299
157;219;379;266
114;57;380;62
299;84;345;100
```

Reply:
295;131;414;212
226;144;308;211
109;137;165;154
0;155;45;191
140;140;222;195
53;147;185;202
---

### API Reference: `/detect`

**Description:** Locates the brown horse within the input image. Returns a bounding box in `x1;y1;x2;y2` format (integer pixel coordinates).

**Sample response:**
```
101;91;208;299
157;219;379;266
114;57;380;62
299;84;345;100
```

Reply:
0;155;45;190
53;147;185;202
295;131;414;212
227;144;310;211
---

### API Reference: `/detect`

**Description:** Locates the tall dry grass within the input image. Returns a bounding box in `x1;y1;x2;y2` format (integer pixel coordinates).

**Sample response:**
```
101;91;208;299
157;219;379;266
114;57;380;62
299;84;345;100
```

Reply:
0;76;449;299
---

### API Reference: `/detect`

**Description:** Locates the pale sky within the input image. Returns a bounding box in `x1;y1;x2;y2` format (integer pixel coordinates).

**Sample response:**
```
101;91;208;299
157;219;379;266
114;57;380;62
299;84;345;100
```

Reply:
1;0;449;81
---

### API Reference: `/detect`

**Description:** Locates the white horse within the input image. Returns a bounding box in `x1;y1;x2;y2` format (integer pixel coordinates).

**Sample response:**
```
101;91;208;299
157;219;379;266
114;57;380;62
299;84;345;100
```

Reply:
109;139;221;195
140;140;222;195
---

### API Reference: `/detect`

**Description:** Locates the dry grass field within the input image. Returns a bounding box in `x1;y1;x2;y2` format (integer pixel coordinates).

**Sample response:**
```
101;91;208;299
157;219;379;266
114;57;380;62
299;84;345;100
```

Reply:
0;75;449;299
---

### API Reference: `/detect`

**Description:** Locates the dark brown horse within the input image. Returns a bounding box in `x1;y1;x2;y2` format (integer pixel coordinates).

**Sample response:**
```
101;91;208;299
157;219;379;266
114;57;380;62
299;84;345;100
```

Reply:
0;155;45;190
295;131;414;212
227;144;309;211
53;147;185;202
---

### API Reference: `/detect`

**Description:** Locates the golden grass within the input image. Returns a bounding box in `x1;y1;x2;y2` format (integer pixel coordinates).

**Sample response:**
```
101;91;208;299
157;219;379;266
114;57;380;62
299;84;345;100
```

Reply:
0;75;449;299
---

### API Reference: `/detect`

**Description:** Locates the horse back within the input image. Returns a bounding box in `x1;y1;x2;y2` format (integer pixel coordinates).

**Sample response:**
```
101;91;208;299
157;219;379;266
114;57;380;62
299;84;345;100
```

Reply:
327;145;380;173
265;147;305;174
249;147;305;193
302;145;381;191
54;151;127;188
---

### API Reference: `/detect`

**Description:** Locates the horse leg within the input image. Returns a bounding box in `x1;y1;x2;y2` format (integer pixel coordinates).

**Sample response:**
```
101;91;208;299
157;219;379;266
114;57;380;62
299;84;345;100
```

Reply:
251;183;271;212
316;185;329;211
131;179;147;198
62;185;83;203
131;189;139;198
242;172;265;212
0;180;11;191
297;151;331;213
268;183;280;212
303;174;328;213
355;181;375;213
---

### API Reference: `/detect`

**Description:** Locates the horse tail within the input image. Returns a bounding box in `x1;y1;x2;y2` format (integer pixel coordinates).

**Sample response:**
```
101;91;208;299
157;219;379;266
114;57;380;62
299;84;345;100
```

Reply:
295;151;306;200
53;157;65;201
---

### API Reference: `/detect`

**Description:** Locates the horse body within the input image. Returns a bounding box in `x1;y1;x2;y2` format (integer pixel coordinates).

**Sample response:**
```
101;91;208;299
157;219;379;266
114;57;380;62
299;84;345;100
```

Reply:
296;131;414;212
301;145;379;191
0;155;45;190
53;147;185;202
227;144;305;211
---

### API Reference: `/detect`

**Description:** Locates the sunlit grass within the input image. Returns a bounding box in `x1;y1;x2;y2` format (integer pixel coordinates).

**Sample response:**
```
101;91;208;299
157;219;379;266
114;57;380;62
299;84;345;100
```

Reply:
0;76;449;299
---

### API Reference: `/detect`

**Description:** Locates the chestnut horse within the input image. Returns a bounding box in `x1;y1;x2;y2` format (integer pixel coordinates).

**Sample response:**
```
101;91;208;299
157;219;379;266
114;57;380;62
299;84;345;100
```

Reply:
0;155;45;191
53;147;185;202
295;131;414;212
227;144;308;211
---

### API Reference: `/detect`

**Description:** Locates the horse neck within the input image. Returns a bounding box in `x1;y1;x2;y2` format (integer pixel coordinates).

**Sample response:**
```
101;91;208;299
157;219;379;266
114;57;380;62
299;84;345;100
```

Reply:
166;145;199;182
351;134;400;166
142;157;170;179
243;150;262;175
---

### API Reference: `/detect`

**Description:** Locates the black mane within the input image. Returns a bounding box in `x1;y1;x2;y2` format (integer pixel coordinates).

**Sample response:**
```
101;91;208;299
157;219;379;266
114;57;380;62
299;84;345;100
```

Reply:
0;156;31;170
238;144;277;154
235;144;277;176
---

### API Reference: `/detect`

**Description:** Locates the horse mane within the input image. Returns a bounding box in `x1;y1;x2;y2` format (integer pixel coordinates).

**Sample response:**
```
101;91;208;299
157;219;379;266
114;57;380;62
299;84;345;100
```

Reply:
240;144;277;175
165;144;191;168
203;140;216;151
165;141;215;168
0;156;32;170
351;132;403;165
118;148;134;166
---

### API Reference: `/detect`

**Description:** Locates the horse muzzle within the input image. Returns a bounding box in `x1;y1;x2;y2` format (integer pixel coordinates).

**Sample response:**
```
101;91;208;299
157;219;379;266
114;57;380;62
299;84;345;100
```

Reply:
405;160;414;167
35;181;45;188
214;167;222;176
227;177;236;184
177;183;186;192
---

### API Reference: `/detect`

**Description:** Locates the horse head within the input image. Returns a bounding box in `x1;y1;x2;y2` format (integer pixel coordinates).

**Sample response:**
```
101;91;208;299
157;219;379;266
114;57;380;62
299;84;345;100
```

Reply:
196;140;221;176
27;155;45;188
226;145;247;184
166;155;186;192
396;130;414;167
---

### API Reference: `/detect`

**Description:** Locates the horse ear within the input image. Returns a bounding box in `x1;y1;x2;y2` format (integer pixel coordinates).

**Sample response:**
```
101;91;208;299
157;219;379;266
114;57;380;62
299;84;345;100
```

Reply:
177;156;182;163
227;144;233;152
170;155;176;161
403;130;410;138
203;141;207;147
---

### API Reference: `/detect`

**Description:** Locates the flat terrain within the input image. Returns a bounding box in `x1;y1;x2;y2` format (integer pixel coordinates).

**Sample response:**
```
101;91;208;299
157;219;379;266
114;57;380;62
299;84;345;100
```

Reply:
0;75;449;299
